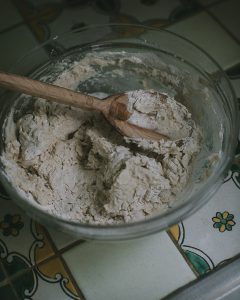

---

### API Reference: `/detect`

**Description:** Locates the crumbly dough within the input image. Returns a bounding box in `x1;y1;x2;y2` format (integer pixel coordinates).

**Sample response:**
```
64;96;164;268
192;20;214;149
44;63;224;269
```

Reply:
2;58;201;225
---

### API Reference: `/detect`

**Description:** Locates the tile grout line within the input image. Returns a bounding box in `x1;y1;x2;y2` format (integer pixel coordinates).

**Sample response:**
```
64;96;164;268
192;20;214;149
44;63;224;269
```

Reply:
0;21;25;35
196;0;228;9
10;0;43;43
0;261;10;288
0;226;87;298
11;230;240;300
0;265;32;285
35;235;86;265
226;63;240;79
1;223;86;282
11;0;202;43
59;255;87;300
1;252;81;298
42;227;87;300
164;10;203;29
4;232;87;299
204;8;240;47
0;260;21;300
1;255;59;287
59;239;86;255
166;230;199;278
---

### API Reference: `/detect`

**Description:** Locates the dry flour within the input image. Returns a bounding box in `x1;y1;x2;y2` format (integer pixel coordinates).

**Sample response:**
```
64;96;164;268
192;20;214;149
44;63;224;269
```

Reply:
1;54;201;224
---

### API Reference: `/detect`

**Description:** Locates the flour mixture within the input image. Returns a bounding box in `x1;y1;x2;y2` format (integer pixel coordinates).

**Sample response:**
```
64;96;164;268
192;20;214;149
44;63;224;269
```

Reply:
1;53;201;224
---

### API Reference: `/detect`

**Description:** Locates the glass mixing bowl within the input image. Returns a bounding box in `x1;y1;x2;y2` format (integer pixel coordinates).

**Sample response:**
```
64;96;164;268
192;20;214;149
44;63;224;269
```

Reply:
0;24;238;240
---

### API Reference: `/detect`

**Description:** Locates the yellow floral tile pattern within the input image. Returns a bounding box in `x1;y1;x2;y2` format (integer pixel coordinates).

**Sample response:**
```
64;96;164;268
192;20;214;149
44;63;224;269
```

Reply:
37;257;79;298
34;223;55;265
0;199;83;299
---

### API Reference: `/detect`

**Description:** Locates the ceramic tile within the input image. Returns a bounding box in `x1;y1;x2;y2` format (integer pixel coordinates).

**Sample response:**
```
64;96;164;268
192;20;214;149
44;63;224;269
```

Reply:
119;0;180;22
63;232;196;300
114;0;203;28
0;182;9;200
0;25;47;73
32;223;56;264
209;0;240;42
47;6;109;43
168;11;240;69
0;284;18;300
13;0;109;43
13;0;201;47
11;269;36;299
0;0;23;32
169;157;240;275
36;257;81;299
2;253;30;279
0;199;39;261
18;269;81;300
231;78;240;98
0;198;56;278
195;0;224;7
24;0;62;5
11;258;82;300
0;198;83;298
0;263;6;283
226;63;240;80
47;227;79;250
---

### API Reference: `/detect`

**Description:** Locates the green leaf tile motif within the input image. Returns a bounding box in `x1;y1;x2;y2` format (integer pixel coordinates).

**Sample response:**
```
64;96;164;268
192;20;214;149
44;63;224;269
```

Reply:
0;223;81;299
184;250;211;275
2;254;32;278
0;238;33;279
12;269;37;299
0;263;6;282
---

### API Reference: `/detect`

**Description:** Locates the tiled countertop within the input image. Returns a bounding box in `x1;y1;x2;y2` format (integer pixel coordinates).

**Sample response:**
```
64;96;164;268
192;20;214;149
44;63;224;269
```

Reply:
0;0;239;299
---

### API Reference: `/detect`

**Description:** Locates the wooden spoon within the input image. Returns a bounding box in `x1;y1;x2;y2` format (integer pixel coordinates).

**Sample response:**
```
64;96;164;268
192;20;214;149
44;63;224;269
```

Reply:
0;71;167;141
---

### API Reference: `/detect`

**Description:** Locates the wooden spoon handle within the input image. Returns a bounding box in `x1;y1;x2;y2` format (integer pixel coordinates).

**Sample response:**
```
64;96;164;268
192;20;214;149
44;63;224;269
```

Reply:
0;71;108;113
